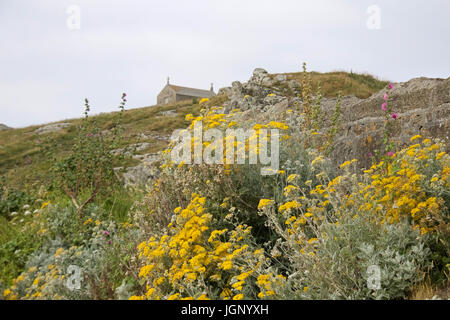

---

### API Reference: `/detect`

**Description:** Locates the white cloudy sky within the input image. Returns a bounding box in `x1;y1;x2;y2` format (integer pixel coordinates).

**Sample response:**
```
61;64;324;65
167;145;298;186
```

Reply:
1;0;449;128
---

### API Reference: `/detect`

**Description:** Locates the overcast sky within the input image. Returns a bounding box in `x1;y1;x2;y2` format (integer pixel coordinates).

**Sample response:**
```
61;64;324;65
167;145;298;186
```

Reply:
1;0;449;128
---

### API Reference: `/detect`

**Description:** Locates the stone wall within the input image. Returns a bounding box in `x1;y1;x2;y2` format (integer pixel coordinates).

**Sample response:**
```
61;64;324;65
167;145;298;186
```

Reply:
218;68;450;169
328;77;449;168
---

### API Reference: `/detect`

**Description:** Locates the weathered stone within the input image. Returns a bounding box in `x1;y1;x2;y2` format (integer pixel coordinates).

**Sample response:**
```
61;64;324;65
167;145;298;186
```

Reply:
325;77;450;168
288;79;301;90
252;68;269;80
217;87;232;97
274;74;287;82
0;123;11;131
221;70;449;169
139;132;170;141
261;76;275;87
159;109;177;117
231;81;243;92
34;123;72;135
112;142;152;156
119;153;161;187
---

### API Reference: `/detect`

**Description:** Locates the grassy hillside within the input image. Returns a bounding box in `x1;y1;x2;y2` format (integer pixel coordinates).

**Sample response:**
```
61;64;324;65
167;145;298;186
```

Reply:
0;70;448;301
0;99;204;190
275;71;388;98
0;70;387;192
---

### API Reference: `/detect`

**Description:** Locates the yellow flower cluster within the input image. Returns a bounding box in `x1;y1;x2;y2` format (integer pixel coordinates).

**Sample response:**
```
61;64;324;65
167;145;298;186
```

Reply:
134;193;254;300
359;140;448;234
163;107;290;168
278;200;301;213
3;250;70;300
257;199;274;210
256;273;286;298
260;136;449;260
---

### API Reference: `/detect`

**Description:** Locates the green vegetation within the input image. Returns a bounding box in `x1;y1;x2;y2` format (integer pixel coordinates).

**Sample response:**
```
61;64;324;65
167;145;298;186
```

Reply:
1;69;447;300
0;99;203;191
0;70;383;192
278;70;388;98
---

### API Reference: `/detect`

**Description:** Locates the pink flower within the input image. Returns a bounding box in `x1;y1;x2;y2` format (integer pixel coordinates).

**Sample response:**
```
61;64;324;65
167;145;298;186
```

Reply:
387;151;394;157
383;93;388;101
381;103;387;111
368;152;373;157
388;83;394;90
104;230;110;236
391;113;398;119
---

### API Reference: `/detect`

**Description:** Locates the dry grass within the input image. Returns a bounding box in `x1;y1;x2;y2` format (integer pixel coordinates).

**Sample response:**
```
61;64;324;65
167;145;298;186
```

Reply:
272;70;389;99
0;70;386;190
408;279;449;300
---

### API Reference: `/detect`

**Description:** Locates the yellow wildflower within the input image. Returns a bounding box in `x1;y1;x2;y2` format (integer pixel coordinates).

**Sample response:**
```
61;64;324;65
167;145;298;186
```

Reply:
168;293;180;300
287;174;297;183
41;201;50;209
54;248;64;257
257;199;274;210
410;135;422;142
3;289;11;297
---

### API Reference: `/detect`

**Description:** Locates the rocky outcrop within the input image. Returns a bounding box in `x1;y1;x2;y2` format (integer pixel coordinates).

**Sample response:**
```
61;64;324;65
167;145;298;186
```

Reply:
122;69;449;186
34;123;72;135
218;68;292;113
111;142;153;156
158;109;177;117
328;77;450;167
0;123;11;131
218;68;450;168
118;153;161;187
114;134;172;187
138;132;171;141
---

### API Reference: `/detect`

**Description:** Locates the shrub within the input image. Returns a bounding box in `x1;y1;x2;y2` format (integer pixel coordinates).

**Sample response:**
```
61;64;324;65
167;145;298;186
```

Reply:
255;136;449;299
130;110;449;300
260;199;431;299
46;94;132;216
2;203;142;300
